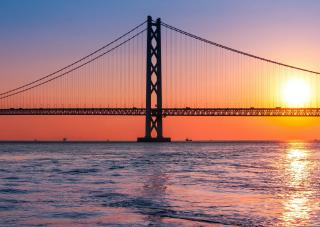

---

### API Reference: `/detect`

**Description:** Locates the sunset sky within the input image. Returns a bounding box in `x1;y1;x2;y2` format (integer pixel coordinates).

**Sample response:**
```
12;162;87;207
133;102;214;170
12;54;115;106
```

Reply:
1;0;320;141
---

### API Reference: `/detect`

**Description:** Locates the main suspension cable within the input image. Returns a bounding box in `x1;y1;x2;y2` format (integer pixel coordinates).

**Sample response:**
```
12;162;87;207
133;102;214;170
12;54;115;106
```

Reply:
161;22;320;75
0;29;147;100
0;20;147;96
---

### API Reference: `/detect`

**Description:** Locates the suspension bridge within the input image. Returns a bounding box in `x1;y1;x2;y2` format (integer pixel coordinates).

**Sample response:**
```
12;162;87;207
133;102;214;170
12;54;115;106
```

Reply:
1;16;320;142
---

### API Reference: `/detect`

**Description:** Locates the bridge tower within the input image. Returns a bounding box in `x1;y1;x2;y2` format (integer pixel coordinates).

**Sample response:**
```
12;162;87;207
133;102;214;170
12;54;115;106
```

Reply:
138;16;171;142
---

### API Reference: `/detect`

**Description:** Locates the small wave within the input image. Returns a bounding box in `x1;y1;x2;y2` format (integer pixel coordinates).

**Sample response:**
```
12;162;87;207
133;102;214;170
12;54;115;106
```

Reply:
2;176;20;180
48;211;100;219
0;205;16;211
63;168;99;175
0;169;9;173
158;213;237;226
109;165;125;170
92;180;115;184
105;196;248;226
109;197;162;210
0;188;29;194
94;192;124;199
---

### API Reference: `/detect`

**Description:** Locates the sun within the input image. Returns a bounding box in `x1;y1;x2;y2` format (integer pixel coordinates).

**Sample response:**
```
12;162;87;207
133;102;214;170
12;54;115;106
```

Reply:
282;78;310;107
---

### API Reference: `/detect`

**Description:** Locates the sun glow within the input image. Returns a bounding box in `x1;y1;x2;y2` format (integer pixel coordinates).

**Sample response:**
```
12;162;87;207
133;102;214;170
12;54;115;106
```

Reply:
282;78;310;107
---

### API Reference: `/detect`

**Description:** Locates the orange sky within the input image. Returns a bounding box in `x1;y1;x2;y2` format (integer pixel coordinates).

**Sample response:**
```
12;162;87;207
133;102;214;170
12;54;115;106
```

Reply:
1;116;320;141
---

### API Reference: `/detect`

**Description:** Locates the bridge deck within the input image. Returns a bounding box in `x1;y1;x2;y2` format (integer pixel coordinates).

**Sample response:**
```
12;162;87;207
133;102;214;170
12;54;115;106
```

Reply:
1;108;320;116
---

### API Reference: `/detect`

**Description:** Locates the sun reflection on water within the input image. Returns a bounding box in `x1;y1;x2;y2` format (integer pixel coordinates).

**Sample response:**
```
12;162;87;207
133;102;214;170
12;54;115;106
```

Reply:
287;148;310;186
281;143;314;226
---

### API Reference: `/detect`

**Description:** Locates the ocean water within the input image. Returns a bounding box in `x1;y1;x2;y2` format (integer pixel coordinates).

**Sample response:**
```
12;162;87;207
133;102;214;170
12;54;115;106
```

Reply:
0;142;320;226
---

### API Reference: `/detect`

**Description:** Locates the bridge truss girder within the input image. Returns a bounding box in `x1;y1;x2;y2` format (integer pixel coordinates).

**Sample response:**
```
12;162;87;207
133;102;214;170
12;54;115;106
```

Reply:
2;108;320;117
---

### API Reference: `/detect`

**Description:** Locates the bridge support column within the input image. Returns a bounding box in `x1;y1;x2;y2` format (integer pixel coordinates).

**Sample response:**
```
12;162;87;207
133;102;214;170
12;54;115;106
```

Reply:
138;16;171;142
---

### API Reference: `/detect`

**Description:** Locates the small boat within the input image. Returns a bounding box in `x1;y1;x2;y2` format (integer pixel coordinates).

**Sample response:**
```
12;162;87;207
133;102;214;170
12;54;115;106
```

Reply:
185;138;192;142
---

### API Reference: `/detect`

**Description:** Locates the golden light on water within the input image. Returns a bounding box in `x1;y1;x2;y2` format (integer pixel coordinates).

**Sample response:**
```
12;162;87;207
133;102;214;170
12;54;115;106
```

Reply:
283;192;311;224
282;78;311;107
281;144;314;225
287;149;307;159
287;148;309;184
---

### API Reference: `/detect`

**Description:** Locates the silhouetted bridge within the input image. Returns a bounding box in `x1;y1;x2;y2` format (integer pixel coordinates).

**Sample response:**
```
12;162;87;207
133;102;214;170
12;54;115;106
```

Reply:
1;16;320;141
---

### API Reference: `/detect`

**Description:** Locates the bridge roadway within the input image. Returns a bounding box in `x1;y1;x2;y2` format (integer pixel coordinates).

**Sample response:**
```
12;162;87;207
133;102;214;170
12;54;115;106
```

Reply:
1;108;320;116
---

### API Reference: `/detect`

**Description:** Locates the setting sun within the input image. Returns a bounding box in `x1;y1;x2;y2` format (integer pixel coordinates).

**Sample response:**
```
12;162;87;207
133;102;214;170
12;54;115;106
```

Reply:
282;78;311;107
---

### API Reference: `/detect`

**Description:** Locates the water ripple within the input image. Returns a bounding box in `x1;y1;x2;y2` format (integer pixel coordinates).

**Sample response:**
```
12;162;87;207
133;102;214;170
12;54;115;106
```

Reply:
0;142;319;226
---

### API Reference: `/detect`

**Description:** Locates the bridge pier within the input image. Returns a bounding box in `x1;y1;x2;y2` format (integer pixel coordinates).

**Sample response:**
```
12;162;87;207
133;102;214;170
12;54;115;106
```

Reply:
137;137;171;142
137;16;171;142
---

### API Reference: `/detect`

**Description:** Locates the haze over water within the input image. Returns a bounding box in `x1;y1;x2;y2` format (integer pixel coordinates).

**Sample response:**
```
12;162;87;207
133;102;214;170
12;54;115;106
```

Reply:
0;142;320;226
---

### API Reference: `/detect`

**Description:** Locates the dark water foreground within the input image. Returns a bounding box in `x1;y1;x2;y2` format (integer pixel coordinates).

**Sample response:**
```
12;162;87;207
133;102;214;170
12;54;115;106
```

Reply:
0;142;320;226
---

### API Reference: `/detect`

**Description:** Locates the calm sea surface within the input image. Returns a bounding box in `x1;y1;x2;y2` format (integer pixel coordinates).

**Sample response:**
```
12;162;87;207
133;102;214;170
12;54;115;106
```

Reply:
0;142;320;226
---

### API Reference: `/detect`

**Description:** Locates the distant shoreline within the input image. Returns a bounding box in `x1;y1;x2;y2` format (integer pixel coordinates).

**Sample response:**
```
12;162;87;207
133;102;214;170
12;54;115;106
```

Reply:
0;140;317;143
